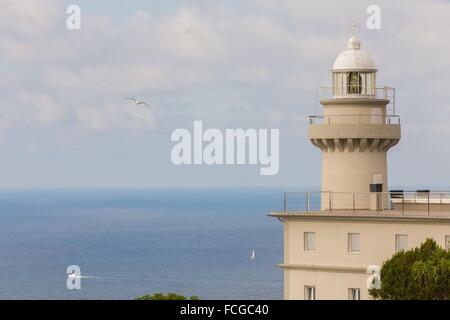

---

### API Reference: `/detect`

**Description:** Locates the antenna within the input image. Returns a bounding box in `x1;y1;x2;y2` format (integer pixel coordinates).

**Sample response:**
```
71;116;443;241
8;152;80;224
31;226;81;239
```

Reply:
349;23;360;36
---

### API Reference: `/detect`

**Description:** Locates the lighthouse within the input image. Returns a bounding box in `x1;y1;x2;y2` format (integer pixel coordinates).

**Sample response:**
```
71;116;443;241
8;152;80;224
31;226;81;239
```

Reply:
309;35;401;210
270;34;450;300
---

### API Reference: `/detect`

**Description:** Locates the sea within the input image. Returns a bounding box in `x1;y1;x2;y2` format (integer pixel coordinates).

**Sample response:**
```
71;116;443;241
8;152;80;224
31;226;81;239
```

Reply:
0;188;294;300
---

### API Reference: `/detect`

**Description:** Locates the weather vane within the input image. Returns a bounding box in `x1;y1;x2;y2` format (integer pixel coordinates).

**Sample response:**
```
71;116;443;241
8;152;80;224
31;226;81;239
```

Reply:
350;23;360;36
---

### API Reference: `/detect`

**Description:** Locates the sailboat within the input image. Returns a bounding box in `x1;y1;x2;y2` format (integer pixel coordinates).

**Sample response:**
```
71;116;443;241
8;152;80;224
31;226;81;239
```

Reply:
250;249;255;260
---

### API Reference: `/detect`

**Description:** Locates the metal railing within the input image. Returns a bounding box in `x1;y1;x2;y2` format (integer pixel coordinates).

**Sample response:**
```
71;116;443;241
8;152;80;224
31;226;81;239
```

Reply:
321;86;394;99
283;191;450;217
309;114;400;125
321;86;396;114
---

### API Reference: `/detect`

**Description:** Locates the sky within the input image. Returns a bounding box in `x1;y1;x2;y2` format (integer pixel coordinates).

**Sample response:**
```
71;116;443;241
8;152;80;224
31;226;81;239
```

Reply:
1;0;450;188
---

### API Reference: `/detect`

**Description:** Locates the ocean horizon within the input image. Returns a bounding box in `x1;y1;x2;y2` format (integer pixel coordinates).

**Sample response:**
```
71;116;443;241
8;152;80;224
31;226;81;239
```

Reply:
0;187;308;300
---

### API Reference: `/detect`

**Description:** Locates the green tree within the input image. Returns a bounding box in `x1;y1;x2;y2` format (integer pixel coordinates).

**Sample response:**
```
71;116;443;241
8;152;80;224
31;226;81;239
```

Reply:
135;293;199;300
370;238;450;300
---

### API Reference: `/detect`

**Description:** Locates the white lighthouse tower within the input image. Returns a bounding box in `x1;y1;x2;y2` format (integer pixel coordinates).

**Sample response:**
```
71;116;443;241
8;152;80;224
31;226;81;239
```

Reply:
309;34;401;210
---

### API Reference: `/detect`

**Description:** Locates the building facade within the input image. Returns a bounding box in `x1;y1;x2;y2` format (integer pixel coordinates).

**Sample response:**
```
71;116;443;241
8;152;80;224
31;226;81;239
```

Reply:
275;215;450;300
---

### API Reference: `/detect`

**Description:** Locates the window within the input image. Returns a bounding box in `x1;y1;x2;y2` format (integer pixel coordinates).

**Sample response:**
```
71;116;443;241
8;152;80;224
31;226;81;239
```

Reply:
395;234;408;252
304;232;316;251
348;233;360;253
348;288;360;300
333;72;343;96
305;286;316;300
347;72;362;94
446;236;450;251
332;71;376;97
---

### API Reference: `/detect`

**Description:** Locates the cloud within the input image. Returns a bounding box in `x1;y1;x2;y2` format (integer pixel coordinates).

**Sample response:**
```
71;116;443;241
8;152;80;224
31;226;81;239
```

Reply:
3;0;450;135
155;8;226;61
0;38;30;61
74;101;158;132
233;66;270;85
0;0;60;36
1;0;450;187
17;93;74;126
3;1;450;132
44;64;212;95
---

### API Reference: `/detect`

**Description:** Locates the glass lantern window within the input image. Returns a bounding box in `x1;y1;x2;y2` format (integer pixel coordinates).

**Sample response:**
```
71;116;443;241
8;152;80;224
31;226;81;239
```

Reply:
333;71;376;97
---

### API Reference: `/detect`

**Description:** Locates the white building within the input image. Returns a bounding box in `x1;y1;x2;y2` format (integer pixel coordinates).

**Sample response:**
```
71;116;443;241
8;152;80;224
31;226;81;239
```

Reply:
270;35;450;300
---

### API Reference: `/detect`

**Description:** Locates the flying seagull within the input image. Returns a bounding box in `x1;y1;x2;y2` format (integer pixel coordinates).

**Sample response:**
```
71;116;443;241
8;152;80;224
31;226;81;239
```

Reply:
124;97;152;109
123;97;164;130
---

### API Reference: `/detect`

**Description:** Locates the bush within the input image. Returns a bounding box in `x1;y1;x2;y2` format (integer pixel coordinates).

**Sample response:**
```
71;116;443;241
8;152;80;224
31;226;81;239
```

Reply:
135;293;200;300
370;239;450;300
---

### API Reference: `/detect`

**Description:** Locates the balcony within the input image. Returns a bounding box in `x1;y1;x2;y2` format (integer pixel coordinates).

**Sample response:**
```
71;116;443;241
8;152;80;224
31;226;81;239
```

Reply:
309;114;400;125
320;86;396;114
308;115;401;151
276;191;450;219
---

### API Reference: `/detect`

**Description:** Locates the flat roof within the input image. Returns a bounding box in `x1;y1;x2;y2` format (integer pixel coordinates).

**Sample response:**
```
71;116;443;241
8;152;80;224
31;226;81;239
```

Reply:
269;210;450;223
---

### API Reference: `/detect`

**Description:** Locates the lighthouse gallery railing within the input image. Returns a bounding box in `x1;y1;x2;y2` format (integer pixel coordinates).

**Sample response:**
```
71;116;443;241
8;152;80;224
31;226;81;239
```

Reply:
283;191;450;217
308;114;400;125
320;86;396;114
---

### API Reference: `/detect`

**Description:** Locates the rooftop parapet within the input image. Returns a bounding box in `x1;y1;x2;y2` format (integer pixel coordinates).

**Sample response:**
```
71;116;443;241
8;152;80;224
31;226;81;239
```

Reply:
275;191;450;219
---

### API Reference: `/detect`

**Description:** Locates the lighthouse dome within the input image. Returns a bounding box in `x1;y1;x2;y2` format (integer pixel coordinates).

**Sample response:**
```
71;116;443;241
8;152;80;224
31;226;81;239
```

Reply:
332;36;376;71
